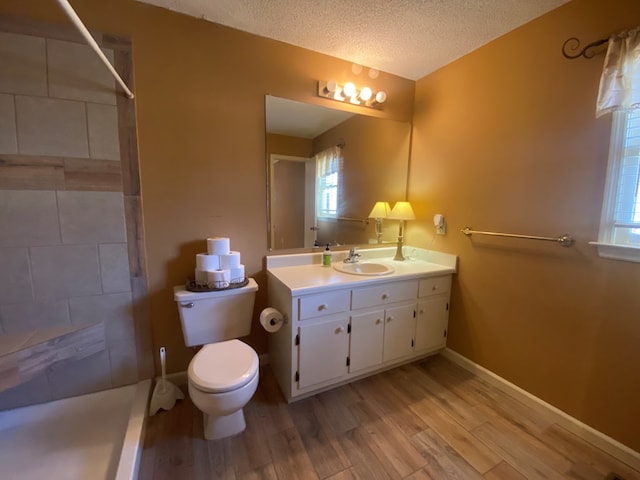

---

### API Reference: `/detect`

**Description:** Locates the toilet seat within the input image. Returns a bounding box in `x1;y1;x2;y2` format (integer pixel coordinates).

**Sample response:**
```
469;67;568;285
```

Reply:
189;339;259;393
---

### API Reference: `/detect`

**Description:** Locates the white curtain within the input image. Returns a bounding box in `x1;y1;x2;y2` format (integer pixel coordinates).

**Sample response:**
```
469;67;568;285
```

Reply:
315;145;343;218
596;26;640;117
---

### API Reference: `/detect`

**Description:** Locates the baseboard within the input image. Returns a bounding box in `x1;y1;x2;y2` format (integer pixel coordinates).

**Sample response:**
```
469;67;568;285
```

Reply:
441;348;640;472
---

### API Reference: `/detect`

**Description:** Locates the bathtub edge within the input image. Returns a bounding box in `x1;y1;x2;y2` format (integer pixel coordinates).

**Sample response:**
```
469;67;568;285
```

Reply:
115;379;152;480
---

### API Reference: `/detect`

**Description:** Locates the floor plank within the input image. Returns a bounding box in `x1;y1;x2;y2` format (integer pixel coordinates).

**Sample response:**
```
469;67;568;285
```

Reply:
409;397;502;474
288;397;351;478
137;356;640;480
412;427;484;480
483;461;527;480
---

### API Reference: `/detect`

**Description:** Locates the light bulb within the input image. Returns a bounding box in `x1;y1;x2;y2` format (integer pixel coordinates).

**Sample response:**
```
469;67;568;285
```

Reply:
324;80;338;94
343;82;356;98
374;91;387;104
359;86;372;101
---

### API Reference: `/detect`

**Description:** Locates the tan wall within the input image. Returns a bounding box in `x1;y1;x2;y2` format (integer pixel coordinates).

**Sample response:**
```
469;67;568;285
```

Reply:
0;0;414;374
407;0;640;451
266;133;313;159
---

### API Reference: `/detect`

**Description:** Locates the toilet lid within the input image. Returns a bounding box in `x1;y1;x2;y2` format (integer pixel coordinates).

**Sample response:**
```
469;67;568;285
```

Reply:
189;340;259;393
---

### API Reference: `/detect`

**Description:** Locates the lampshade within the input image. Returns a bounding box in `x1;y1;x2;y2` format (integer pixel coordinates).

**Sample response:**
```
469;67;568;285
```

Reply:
388;201;415;221
368;201;391;219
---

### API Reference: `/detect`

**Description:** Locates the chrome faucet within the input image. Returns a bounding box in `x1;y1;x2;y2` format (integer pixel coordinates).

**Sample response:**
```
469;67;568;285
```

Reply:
343;247;361;263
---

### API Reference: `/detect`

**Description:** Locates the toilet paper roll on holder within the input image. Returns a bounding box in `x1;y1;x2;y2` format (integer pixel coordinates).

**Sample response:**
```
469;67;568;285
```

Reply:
268;313;287;326
259;307;287;333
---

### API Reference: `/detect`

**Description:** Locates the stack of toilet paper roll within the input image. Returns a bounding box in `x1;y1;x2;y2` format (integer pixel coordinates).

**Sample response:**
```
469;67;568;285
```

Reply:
194;236;245;288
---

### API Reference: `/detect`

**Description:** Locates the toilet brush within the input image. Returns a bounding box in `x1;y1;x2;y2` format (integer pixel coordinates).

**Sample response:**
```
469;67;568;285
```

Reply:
149;346;184;416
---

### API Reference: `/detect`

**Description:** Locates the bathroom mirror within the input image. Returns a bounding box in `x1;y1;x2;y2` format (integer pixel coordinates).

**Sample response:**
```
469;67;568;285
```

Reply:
265;95;411;250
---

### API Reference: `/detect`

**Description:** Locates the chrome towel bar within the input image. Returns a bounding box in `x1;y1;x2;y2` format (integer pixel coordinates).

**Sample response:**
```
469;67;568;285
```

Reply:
461;227;574;247
337;217;369;224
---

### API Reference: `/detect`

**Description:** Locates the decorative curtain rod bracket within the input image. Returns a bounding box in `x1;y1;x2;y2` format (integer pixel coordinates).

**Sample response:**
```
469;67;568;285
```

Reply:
562;36;608;60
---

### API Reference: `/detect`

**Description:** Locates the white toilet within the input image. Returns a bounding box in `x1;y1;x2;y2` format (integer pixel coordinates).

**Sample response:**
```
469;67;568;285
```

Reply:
173;278;259;440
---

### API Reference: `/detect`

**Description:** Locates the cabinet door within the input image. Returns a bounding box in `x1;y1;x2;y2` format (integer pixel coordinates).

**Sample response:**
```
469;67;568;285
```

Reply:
298;317;349;389
382;303;416;362
349;310;384;373
415;296;449;353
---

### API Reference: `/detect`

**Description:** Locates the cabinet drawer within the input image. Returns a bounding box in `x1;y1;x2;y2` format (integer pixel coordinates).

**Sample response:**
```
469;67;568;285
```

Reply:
351;280;417;310
298;289;350;320
418;276;451;298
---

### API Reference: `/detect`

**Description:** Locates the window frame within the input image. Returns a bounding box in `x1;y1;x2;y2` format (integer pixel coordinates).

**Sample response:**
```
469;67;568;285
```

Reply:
590;109;640;263
315;146;342;220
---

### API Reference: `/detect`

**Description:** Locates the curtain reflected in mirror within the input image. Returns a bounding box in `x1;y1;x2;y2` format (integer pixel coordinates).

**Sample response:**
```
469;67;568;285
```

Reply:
265;95;411;250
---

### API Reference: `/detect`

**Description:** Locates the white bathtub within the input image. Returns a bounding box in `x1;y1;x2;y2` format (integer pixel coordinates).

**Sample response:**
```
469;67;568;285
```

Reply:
0;380;151;480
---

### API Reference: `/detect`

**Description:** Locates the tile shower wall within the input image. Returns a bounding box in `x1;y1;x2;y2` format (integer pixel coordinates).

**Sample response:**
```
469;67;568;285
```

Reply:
0;27;147;408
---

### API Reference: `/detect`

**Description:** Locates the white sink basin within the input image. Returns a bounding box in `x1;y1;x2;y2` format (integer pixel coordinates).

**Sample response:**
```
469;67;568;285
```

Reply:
333;262;395;276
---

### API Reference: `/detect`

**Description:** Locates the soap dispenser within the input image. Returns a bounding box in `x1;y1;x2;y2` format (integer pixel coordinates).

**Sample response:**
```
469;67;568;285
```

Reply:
323;244;332;266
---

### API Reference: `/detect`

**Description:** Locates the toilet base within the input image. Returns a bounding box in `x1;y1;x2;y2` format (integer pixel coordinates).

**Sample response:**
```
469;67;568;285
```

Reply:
203;409;246;440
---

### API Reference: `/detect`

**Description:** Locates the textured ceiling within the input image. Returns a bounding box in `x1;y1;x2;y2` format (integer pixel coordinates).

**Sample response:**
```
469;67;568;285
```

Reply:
136;0;569;80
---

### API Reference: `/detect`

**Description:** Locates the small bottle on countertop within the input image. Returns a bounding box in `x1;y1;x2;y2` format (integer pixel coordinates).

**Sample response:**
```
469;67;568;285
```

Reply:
322;244;332;266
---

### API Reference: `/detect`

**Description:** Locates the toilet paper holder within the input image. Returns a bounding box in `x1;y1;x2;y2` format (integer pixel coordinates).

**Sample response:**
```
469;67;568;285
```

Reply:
260;307;287;333
269;313;287;326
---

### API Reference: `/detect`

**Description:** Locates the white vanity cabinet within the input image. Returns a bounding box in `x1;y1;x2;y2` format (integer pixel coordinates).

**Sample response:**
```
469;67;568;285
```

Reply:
266;247;457;402
267;272;453;402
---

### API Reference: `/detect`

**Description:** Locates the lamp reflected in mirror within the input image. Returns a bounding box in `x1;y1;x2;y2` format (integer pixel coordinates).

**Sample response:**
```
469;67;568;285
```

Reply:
368;201;391;244
388;201;415;260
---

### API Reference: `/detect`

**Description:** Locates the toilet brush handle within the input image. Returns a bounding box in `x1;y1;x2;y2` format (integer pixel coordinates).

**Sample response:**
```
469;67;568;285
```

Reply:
160;346;167;392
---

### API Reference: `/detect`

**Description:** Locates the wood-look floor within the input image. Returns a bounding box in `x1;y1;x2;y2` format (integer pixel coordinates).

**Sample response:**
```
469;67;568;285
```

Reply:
138;355;639;480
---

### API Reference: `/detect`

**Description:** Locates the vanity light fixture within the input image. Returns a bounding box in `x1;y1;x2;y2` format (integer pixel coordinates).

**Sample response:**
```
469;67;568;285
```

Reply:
317;80;387;109
388;201;415;261
368;201;391;244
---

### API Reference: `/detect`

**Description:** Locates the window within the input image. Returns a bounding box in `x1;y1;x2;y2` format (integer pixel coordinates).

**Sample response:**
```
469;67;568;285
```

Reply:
592;109;640;262
591;27;640;262
315;146;343;218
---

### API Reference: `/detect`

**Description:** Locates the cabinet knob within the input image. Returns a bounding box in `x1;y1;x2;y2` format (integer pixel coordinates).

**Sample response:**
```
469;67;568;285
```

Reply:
387;316;393;322
335;327;345;334
318;304;329;311
376;318;382;325
419;309;424;315
381;293;389;300
432;285;438;291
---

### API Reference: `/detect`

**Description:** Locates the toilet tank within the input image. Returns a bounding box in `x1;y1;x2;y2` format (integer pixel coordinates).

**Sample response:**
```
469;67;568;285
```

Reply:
173;278;258;347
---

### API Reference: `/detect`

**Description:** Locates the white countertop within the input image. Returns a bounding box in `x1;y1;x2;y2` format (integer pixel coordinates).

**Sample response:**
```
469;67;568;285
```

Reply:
266;246;457;295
